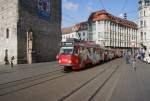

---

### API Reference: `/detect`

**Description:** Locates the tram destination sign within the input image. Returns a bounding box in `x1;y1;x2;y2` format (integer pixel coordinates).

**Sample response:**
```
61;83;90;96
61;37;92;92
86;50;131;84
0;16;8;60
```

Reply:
61;42;74;47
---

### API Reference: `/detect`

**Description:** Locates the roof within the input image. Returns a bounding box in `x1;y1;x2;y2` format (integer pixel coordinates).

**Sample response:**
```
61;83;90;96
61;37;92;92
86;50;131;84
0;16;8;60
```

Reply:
61;26;74;34
62;21;88;34
74;21;88;31
88;10;138;29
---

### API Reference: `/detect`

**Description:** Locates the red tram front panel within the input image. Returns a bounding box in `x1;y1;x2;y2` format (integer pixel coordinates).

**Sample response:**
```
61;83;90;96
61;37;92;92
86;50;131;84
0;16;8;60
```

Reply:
58;55;78;67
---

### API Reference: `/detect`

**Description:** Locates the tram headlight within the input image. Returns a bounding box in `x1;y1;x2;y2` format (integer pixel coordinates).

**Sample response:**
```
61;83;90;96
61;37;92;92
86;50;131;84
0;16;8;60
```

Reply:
59;60;61;63
68;60;72;64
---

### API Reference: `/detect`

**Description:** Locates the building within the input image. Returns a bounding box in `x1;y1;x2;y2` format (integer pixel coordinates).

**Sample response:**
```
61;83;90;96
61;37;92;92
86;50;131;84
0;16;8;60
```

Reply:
138;0;150;52
62;10;138;49
88;10;138;48
0;0;61;64
62;21;89;42
61;26;77;42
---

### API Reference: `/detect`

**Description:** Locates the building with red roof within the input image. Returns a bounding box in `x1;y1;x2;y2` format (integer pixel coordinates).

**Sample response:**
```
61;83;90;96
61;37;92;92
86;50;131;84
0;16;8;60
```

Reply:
88;10;138;48
62;21;89;42
62;10;138;48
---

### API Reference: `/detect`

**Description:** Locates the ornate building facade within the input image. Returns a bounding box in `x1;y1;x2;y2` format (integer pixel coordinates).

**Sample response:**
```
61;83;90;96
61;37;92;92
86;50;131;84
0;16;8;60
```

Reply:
139;0;150;52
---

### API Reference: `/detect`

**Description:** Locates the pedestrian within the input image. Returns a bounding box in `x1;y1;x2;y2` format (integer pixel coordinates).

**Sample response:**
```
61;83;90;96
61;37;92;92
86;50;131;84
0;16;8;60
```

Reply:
10;56;15;68
125;52;129;64
131;56;136;70
4;56;9;65
128;50;132;64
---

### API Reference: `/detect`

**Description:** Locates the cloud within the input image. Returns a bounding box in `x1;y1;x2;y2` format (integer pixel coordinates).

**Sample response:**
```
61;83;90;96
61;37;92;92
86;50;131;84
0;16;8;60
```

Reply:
63;0;79;11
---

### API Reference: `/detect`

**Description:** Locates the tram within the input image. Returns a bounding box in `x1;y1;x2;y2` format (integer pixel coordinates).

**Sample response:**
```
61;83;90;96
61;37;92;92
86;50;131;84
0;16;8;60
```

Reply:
56;38;121;71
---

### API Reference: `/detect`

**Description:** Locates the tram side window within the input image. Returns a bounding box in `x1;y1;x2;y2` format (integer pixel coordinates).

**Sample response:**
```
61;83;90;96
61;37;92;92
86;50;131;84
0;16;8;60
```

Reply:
95;48;98;54
92;48;95;53
90;48;94;54
73;47;78;55
79;47;83;54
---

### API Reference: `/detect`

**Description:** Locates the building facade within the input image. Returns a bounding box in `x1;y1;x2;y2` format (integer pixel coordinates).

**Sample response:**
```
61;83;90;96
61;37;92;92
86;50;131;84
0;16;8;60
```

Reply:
62;22;89;42
88;10;138;48
62;26;78;42
138;0;150;52
0;0;61;64
62;10;138;49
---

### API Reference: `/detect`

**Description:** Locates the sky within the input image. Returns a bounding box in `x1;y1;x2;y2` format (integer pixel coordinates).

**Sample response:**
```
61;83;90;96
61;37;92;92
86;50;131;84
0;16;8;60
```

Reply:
62;0;139;28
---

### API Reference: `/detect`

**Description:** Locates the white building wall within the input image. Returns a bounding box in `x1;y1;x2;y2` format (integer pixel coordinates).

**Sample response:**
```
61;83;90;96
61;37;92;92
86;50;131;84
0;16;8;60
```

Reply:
92;20;138;48
96;21;105;46
62;29;89;42
139;0;150;50
0;0;18;64
79;30;89;41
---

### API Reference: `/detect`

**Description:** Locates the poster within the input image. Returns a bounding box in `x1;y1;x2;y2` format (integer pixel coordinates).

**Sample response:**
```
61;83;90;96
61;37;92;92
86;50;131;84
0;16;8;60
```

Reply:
38;0;51;21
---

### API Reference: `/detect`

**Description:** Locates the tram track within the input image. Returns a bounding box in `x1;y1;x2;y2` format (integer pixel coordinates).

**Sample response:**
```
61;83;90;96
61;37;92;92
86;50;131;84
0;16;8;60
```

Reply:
0;67;68;96
58;59;120;101
88;65;119;101
0;59;121;98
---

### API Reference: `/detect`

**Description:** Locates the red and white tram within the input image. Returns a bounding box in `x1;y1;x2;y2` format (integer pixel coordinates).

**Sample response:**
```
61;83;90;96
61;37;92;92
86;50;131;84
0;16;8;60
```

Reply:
57;38;121;71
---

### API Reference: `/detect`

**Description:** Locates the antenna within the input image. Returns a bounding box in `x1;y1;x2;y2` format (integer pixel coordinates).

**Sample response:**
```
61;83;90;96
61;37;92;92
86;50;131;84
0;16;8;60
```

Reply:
124;13;127;19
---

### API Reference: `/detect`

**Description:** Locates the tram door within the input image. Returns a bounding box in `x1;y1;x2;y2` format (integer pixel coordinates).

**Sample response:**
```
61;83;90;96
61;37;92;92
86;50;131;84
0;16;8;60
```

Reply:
27;30;33;64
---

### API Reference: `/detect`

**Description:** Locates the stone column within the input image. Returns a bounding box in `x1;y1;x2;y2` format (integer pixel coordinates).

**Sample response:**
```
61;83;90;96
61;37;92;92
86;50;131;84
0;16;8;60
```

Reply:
27;30;33;64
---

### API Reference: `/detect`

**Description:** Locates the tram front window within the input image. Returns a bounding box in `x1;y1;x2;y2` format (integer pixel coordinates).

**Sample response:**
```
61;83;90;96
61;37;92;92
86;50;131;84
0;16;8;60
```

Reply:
59;47;74;55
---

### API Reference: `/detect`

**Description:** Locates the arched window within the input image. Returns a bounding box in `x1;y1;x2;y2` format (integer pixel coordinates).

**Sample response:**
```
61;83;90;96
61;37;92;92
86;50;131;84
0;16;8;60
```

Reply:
6;28;9;39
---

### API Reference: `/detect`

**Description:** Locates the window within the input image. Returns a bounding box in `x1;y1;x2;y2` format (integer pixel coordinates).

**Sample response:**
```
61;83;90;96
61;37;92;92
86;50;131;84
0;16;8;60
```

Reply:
144;32;146;40
6;28;9;39
140;21;143;27
145;0;150;6
140;11;142;17
59;47;73;55
144;20;146;27
83;32;85;36
141;32;143;41
144;10;146;16
72;34;74;37
98;32;103;38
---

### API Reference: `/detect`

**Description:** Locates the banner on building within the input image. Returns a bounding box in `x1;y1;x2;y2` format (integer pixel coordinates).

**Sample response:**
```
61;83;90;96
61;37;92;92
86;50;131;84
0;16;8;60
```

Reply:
37;0;51;21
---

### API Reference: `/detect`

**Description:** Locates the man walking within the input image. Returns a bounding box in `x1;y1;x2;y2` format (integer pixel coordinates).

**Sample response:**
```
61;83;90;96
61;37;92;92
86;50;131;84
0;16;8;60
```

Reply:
10;56;15;68
125;51;130;64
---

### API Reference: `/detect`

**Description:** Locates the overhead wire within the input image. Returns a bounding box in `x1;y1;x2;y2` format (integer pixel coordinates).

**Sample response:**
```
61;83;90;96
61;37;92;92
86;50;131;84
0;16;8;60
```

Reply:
98;0;106;10
122;0;128;13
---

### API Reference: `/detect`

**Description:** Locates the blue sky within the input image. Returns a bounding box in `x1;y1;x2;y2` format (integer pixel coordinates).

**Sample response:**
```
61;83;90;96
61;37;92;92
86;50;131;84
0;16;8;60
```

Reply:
62;0;139;28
